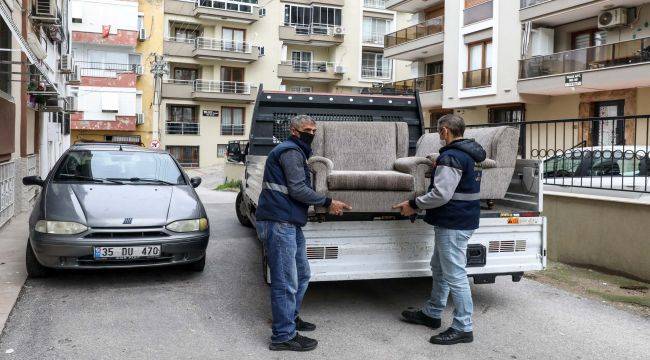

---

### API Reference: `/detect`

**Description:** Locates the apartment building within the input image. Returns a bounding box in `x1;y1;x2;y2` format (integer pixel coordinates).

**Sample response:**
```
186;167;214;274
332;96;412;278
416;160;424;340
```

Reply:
1;0;74;229
68;0;158;147
161;0;411;168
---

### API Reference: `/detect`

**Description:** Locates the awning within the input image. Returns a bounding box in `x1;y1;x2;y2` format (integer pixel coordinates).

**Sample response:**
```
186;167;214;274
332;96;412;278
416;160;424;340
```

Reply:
0;1;59;94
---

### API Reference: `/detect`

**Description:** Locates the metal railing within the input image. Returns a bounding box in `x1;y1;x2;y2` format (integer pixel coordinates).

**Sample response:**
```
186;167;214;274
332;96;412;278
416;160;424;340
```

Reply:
520;37;650;79
463;67;491;88
283;61;336;73
165;36;197;44
520;0;551;9
221;124;245;136
196;0;258;14
194;80;252;94
75;61;140;71
164;78;195;85
0;160;15;229
364;0;386;9
285;24;340;36
166;122;200;135
195;37;253;53
382;73;443;94
464;0;493;26
363;32;386;46
361;65;392;79
384;16;444;48
426;115;650;193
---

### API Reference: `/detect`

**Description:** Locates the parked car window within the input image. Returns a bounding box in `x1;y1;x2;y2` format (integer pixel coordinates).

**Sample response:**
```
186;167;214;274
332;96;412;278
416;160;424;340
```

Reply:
543;154;582;178
53;150;186;185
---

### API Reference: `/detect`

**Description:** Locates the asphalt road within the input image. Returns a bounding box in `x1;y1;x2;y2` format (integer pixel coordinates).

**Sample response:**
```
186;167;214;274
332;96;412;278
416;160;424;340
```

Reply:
0;192;648;360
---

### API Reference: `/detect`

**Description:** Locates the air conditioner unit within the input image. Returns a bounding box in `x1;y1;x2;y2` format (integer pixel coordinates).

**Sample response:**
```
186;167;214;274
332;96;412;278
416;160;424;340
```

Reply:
334;65;346;74
33;0;58;21
136;113;145;125
138;28;147;41
259;8;267;17
59;54;73;73
330;26;346;36
258;46;265;56
598;8;628;29
65;96;77;112
67;65;81;84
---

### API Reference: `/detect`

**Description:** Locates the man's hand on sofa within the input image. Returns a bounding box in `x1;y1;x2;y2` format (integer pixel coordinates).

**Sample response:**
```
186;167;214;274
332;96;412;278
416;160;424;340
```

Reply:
329;200;352;216
392;201;417;217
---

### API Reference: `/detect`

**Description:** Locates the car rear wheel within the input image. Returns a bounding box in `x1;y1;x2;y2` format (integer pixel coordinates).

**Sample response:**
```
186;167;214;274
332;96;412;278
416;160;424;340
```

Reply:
26;240;50;278
236;192;253;228
185;255;206;272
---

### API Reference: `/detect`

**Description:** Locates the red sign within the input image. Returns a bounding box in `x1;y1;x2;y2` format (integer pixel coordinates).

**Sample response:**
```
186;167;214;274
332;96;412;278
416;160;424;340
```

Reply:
150;140;160;149
102;25;111;38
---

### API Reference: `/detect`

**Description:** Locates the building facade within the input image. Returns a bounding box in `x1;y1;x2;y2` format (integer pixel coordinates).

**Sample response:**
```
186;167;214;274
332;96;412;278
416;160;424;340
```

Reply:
1;0;74;229
68;0;160;147
161;0;411;168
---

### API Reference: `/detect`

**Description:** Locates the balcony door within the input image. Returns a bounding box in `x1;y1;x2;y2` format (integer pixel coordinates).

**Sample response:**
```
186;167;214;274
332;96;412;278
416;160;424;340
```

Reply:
466;39;492;87
291;51;312;72
222;28;245;52
592;100;625;146
221;66;245;93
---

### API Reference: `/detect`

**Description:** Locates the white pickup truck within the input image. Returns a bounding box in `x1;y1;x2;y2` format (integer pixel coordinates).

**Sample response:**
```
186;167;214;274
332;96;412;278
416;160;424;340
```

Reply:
233;90;546;284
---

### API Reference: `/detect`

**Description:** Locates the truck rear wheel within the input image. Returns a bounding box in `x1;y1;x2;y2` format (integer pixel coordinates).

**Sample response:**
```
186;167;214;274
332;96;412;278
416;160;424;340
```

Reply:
236;191;253;228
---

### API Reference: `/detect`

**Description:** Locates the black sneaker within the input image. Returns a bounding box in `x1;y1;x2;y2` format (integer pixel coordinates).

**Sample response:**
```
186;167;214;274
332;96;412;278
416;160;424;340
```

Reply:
269;333;318;352
401;309;441;329
430;327;473;345
295;317;316;332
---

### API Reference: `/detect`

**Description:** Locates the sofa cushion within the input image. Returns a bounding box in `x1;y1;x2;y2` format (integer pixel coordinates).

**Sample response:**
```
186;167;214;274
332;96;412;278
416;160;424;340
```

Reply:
327;171;414;191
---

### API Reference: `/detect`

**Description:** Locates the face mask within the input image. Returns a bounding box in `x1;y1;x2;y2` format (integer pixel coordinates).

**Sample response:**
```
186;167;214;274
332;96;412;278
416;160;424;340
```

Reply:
297;130;315;146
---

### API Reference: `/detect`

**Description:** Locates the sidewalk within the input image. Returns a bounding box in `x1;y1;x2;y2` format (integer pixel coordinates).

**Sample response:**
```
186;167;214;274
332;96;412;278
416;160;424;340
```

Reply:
0;213;28;332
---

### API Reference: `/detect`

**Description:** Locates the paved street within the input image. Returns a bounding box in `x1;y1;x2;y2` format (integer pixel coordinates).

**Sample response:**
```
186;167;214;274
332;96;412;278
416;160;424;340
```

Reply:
0;191;648;360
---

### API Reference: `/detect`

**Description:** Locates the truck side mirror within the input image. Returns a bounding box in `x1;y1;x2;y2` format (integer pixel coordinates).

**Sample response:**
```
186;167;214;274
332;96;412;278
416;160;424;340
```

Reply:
23;175;44;187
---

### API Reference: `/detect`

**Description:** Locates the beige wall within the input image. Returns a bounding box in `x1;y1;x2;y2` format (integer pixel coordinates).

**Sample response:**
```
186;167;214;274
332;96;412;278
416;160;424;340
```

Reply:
527;94;581;121
545;194;650;282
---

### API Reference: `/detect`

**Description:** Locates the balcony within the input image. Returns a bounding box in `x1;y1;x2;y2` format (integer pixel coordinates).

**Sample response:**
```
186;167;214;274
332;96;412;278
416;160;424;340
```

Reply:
383;17;444;61
362;33;386;48
463;67;491;89
194;0;260;24
164;37;196;57
162;79;258;102
279;25;344;47
221;124;245;136
519;37;650;95
386;0;444;13
194;38;259;61
166;122;200;135
383;74;443;107
364;0;387;10
464;0;492;26
361;65;392;80
277;61;343;82
519;0;589;22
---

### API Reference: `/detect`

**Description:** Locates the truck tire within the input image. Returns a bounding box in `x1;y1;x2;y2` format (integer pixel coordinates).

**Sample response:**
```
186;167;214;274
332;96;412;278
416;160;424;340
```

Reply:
26;240;50;278
236;192;253;228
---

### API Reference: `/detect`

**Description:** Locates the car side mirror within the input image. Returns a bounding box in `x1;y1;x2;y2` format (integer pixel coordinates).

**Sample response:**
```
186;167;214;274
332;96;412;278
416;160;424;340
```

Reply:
190;177;202;188
23;175;44;187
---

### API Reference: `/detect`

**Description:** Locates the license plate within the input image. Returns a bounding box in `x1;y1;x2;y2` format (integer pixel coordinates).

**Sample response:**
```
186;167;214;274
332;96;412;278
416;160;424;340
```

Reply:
93;245;161;260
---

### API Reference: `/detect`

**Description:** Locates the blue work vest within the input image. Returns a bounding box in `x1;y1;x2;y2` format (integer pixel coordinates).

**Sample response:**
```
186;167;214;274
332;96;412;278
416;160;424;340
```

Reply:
255;138;312;227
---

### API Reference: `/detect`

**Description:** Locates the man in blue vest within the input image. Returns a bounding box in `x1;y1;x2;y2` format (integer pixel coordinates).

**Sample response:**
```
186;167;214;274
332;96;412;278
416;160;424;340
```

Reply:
393;114;486;346
256;114;351;352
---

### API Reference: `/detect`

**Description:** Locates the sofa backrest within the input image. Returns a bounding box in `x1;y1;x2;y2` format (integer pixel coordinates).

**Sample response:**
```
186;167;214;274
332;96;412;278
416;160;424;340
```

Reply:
312;121;409;171
416;126;520;168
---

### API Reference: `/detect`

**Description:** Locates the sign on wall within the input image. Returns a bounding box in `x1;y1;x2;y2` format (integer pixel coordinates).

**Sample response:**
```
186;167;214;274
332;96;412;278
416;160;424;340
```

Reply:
565;73;582;87
203;110;219;117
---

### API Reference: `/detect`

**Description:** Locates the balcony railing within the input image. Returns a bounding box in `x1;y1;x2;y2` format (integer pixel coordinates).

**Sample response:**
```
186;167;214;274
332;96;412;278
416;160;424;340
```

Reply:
463;67;491;88
520;37;650;79
284;61;336;73
196;0;258;14
166;122;200;135
165;79;253;94
363;33;386;46
464;0;493;26
520;0;550;9
221;124;245;136
285;24;340;36
364;0;386;9
384;16;444;48
195;37;253;53
383;73;443;93
361;65;392;79
165;36;197;44
75;61;142;78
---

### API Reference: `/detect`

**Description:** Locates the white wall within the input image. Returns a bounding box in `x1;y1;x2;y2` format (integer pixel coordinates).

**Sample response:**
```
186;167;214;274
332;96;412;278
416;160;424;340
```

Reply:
70;0;139;34
77;87;138;119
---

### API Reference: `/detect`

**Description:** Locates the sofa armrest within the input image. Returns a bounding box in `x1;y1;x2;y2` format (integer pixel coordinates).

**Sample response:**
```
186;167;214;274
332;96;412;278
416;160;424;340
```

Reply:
394;157;433;196
427;152;499;169
308;156;333;194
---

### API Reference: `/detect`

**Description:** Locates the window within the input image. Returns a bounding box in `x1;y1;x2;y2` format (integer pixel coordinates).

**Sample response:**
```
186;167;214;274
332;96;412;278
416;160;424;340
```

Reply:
173;67;198;81
101;93;119;113
291;51;312;72
363;17;392;45
167;105;198;135
221;107;245;136
222;28;246;52
571;29;607;50
289;86;312;93
468;39;492;71
362;52;391;79
217;144;227;158
166;146;200;168
0;20;10;95
426;61;443;75
284;4;341;34
174;28;200;41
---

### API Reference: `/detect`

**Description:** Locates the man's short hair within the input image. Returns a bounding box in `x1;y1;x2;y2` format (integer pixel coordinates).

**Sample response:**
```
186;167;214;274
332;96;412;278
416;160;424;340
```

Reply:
290;114;316;130
437;114;465;137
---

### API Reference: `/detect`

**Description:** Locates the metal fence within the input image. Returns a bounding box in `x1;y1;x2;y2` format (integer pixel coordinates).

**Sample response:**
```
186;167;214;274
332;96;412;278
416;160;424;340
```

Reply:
283;61;336;73
194;80;252;94
221;124;245;136
463;67;491;89
426;115;650;193
195;37;253;53
166;122;200;135
361;65;392;79
0;161;15;229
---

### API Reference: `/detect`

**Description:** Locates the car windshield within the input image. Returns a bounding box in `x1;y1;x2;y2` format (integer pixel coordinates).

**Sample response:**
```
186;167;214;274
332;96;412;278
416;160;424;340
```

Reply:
543;153;583;178
53;150;186;185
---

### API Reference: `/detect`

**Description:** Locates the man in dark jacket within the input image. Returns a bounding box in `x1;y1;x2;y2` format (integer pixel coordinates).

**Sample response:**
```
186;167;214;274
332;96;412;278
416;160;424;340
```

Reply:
393;114;486;345
256;114;351;352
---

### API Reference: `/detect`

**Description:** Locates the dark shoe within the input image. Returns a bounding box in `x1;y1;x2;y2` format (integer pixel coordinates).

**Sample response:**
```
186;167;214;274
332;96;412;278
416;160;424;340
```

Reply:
295;317;316;332
401;309;441;329
269;333;318;352
430;327;473;345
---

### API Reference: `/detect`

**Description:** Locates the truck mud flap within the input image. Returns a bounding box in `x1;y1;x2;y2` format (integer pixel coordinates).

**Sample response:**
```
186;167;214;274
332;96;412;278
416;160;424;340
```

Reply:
472;272;524;285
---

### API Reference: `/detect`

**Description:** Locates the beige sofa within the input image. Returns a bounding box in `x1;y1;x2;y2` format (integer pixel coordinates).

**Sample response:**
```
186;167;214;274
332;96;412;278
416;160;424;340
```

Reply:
309;122;432;213
415;126;520;200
